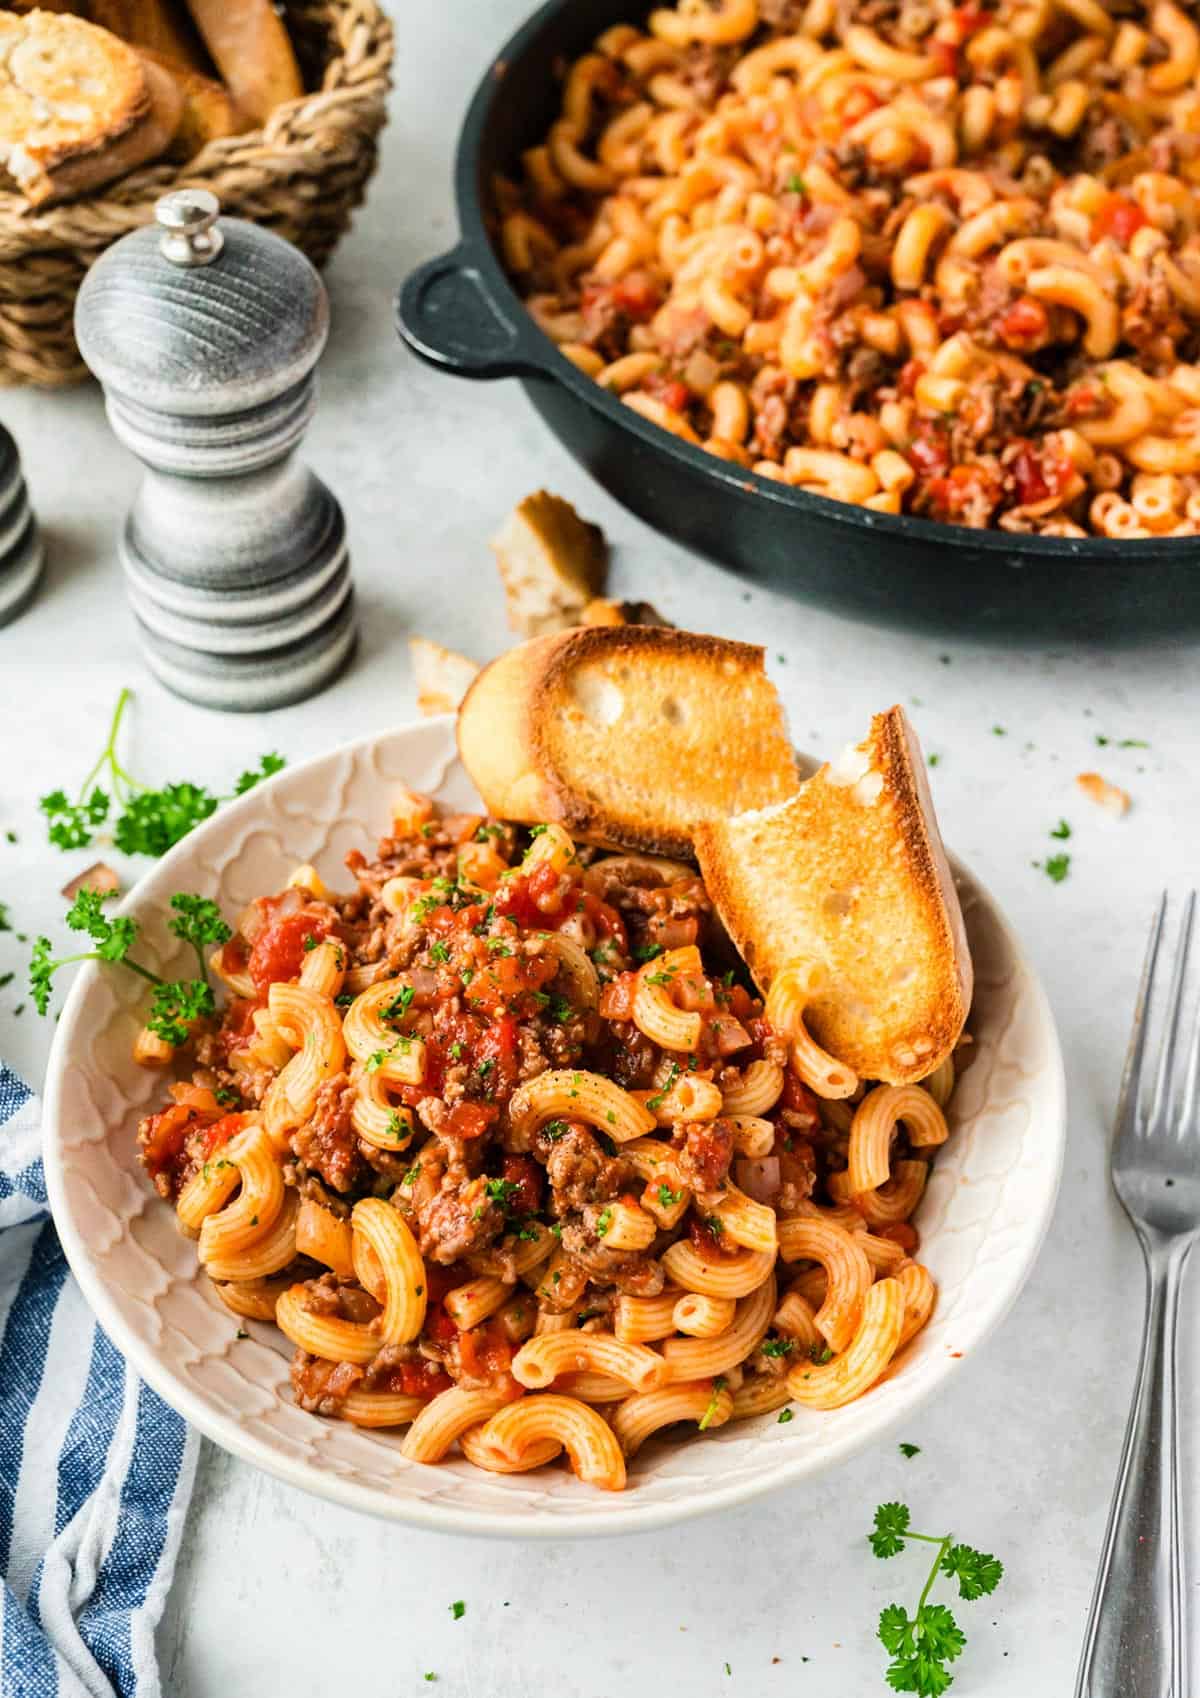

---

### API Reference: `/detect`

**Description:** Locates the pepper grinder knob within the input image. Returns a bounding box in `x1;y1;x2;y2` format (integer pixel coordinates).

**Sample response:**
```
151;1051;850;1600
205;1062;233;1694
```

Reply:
74;191;356;713
156;188;224;267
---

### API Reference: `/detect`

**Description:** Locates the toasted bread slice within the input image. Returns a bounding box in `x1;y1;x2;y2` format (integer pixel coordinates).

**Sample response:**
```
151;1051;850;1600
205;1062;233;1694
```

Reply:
0;13;181;205
409;636;480;718
457;626;799;858
182;0;301;124
492;491;608;637
694;707;972;1085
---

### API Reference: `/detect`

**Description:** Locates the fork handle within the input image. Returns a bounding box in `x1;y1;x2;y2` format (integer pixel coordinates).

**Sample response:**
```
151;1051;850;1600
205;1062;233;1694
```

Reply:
1075;1237;1191;1698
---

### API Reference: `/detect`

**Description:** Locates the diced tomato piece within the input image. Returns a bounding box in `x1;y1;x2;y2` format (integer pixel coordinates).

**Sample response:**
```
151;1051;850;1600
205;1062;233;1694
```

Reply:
424;1264;461;1305
458;1319;514;1380
247;908;334;993
501;1153;544;1216
495;872;541;929
726;983;754;1021
781;1071;821;1124
386;1358;454;1400
929;38;958;75
470;1014;520;1099
907;426;952;481
953;5;989;37
645;370;691;413
599;970;639;1022
840;84;881;125
996;294;1050;349
426;1302;458;1345
199;1113;247;1160
1011;441;1071;507
1091;194;1149;246
611;271;662;321
687;1213;739;1260
444;1101;500;1139
898;359;926;397
585;893;628;950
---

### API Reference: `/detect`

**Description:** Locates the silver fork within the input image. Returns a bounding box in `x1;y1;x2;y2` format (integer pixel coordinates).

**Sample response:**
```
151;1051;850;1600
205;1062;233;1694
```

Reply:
1075;892;1198;1698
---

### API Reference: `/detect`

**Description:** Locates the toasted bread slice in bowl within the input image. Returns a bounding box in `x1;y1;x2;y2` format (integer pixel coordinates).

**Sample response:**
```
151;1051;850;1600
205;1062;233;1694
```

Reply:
456;626;799;859
695;706;971;1086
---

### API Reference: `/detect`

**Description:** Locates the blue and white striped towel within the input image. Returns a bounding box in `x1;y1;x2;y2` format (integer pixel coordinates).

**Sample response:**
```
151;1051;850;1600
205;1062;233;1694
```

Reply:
0;1063;198;1698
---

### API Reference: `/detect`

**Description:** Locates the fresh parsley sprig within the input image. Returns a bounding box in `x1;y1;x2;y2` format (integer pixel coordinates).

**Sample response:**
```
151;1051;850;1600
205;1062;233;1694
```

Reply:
40;689;285;857
869;1503;1002;1696
30;888;225;1044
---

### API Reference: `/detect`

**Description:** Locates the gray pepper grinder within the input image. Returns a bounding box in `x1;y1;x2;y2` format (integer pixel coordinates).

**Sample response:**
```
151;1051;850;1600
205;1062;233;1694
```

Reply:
0;422;45;627
74;189;356;712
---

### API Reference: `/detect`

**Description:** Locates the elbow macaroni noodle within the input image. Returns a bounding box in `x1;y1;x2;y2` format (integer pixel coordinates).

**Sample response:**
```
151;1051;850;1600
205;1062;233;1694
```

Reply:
500;0;1200;535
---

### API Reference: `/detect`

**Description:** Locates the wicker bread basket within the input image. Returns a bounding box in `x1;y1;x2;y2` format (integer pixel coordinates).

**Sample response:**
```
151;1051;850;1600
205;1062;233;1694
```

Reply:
0;0;393;387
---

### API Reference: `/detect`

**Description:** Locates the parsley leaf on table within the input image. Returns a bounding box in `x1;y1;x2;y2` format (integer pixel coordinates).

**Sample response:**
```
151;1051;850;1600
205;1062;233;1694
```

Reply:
40;690;286;858
869;1503;1002;1695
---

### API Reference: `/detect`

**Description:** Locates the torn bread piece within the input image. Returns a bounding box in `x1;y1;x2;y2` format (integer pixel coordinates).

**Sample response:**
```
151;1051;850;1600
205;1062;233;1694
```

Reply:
492;491;608;636
581;597;672;628
694;706;972;1085
409;636;480;718
457;625;798;859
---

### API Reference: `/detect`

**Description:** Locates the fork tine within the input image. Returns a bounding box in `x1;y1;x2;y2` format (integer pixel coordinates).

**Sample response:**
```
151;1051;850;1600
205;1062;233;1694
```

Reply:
1115;892;1167;1135
1147;891;1195;1131
1174;893;1200;1136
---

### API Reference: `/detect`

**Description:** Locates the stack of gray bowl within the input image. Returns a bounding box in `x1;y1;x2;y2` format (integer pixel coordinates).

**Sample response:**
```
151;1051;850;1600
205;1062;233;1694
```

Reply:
0;424;44;627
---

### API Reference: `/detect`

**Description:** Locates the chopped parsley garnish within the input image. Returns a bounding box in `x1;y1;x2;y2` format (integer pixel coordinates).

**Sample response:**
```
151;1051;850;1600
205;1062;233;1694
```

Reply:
485;1178;519;1209
760;1337;794;1358
380;984;415;1022
785;172;807;195
1036;852;1071;883
594;1207;613;1239
302;934;319;951
657;1182;682;1208
385;1111;409;1142
809;1341;832;1364
1049;819;1071;840
402;1162;422;1186
450;1600;466;1621
991;724;1007;736
645;968;676;986
869;1502;1003;1696
632;941;664;962
899;1442;922;1459
698;1377;726;1430
447;1041;464;1060
429;941;450;964
647;1062;680;1110
777;1409;794;1424
542;1120;567;1142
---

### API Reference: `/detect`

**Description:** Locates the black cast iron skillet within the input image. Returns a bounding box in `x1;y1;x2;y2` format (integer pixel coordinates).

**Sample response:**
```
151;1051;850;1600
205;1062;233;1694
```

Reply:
396;0;1200;640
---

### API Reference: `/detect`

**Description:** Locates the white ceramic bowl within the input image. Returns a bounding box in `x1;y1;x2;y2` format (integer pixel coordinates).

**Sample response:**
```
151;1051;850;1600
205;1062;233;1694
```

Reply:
43;717;1066;1538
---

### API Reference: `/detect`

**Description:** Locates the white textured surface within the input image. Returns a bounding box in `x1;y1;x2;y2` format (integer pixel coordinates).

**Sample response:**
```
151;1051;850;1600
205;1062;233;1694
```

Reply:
0;0;1196;1688
40;717;1064;1537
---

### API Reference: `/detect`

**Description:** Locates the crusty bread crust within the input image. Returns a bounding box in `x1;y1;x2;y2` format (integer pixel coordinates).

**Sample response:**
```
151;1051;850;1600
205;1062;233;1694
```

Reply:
139;49;248;157
457;626;798;858
182;0;301;125
695;706;972;1086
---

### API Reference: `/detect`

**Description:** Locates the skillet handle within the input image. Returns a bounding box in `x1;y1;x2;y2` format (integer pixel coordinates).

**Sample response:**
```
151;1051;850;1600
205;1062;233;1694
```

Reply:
396;241;549;380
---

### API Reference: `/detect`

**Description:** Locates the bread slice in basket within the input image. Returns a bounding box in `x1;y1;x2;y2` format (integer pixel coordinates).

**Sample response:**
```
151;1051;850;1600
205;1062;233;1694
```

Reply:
694;706;972;1085
456;626;799;859
0;11;182;205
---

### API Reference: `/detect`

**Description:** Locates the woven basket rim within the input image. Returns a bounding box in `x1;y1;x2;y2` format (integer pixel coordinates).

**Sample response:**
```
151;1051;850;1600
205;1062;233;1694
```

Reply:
0;0;394;227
